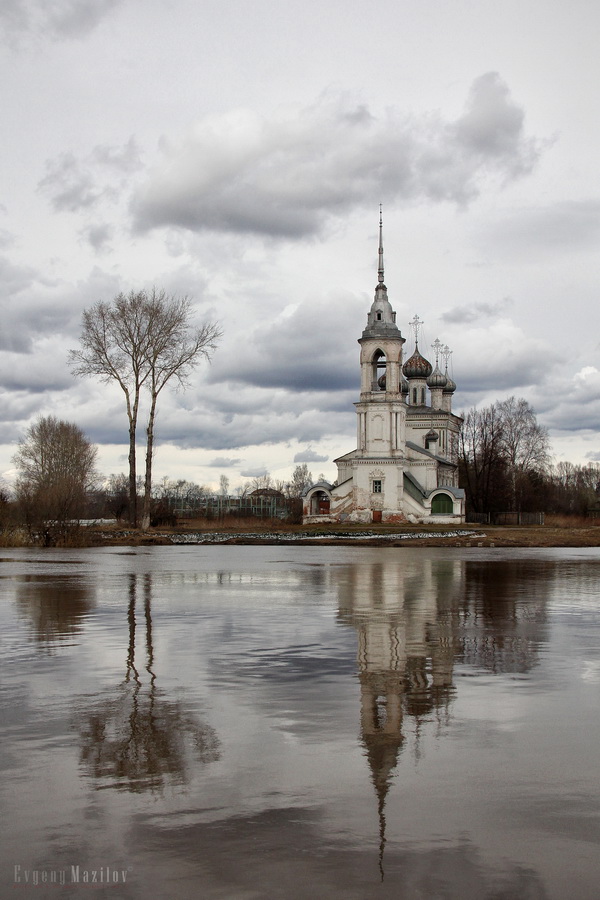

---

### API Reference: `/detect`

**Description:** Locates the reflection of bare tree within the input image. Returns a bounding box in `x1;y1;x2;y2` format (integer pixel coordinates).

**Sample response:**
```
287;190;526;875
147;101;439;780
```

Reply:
16;575;94;646
458;559;549;673
78;573;220;793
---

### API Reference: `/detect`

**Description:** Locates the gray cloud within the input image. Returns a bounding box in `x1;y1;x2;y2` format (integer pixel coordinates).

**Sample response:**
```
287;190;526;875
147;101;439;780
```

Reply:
38;138;142;213
0;256;40;351
210;292;362;394
240;467;268;479
132;74;541;239
294;448;329;463
0;266;122;357
81;223;113;251
38;154;101;212
0;353;73;392
537;366;600;434
475;200;600;261
206;457;242;468
454;72;538;175
441;297;514;325
152;396;354;453
0;0;123;42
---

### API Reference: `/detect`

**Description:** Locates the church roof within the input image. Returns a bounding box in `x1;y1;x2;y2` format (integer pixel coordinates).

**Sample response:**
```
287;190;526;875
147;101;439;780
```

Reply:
427;365;447;388
402;345;433;379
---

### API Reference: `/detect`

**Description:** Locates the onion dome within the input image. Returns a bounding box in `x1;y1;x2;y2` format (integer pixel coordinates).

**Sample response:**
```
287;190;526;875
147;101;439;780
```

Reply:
425;429;439;443
401;377;409;395
427;365;447;389
443;374;457;394
402;345;432;379
377;372;386;390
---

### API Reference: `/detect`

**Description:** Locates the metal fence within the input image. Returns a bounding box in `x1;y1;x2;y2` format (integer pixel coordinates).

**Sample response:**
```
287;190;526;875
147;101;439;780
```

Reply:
466;511;545;525
173;496;297;520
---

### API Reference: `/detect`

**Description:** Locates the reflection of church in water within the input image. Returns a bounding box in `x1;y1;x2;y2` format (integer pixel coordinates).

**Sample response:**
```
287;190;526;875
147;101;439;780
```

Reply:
303;211;465;524
334;555;548;874
337;557;461;848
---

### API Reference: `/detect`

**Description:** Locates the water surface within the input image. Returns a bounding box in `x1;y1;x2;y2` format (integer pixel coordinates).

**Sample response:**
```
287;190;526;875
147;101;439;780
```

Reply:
1;546;599;898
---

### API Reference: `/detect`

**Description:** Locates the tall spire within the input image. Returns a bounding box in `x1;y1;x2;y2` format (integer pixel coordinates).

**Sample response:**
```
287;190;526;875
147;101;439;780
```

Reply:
361;205;401;338
377;204;385;285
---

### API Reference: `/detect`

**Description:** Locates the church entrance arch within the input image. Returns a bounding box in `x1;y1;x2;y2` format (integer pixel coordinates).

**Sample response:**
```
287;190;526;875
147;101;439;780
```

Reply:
431;493;453;514
311;490;331;516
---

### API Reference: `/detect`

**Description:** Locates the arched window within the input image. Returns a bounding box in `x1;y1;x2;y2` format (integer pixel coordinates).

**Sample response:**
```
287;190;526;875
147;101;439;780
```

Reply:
431;493;453;514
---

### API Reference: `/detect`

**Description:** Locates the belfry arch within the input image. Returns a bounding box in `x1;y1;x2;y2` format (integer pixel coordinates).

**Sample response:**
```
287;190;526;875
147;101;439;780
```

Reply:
372;349;386;391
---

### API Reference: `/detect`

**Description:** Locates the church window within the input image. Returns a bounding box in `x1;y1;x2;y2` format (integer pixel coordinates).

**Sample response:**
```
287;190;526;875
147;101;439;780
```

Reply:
431;493;453;514
412;388;417;405
421;387;426;404
376;311;382;320
372;480;382;493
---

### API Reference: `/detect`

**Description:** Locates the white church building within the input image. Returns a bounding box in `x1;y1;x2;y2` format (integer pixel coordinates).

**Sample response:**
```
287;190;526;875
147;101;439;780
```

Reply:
303;215;465;525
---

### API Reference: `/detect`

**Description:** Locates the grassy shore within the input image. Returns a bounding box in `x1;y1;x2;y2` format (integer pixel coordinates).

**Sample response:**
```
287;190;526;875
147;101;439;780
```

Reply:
89;515;600;548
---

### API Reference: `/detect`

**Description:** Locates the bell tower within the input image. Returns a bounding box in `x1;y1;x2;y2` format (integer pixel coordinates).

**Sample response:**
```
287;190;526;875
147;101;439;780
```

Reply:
303;209;465;525
355;207;407;457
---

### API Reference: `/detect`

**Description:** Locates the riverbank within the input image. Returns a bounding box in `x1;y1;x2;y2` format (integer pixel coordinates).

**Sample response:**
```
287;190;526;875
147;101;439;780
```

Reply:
91;520;600;548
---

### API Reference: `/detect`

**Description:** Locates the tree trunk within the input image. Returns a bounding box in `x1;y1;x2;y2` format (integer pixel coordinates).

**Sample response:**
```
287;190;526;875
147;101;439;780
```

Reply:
127;389;141;527
141;390;158;530
128;422;137;527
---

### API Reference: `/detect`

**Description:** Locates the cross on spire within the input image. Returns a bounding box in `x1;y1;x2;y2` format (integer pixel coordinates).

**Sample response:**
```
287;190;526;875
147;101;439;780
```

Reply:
377;204;385;285
409;315;424;347
431;338;443;367
442;344;452;372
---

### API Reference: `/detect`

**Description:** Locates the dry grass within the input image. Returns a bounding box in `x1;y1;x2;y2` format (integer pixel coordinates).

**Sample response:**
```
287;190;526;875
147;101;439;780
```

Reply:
0;527;29;547
173;516;297;532
544;514;599;528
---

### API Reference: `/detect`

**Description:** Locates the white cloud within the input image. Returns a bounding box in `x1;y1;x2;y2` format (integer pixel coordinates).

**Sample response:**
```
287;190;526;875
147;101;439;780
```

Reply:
132;74;541;239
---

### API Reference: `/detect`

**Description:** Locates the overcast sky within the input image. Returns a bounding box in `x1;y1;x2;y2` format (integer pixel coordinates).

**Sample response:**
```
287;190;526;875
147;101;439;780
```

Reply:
1;0;599;490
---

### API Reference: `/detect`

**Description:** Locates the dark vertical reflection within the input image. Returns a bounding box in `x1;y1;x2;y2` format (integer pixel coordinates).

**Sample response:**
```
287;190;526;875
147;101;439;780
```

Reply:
15;574;94;646
77;571;220;793
458;559;549;673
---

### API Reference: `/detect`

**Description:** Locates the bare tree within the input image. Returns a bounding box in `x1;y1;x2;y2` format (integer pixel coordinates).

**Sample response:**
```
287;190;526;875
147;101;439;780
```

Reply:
70;288;221;528
248;473;273;492
13;416;98;543
70;291;154;526
140;291;222;529
495;396;550;508
459;405;507;512
459;397;551;513
288;463;313;498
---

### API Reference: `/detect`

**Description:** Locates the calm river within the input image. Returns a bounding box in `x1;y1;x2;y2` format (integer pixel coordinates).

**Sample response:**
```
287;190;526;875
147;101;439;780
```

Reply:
1;546;599;899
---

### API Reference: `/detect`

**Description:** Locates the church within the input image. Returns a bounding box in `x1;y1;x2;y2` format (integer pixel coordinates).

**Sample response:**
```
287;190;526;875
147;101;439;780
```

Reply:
303;214;465;525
